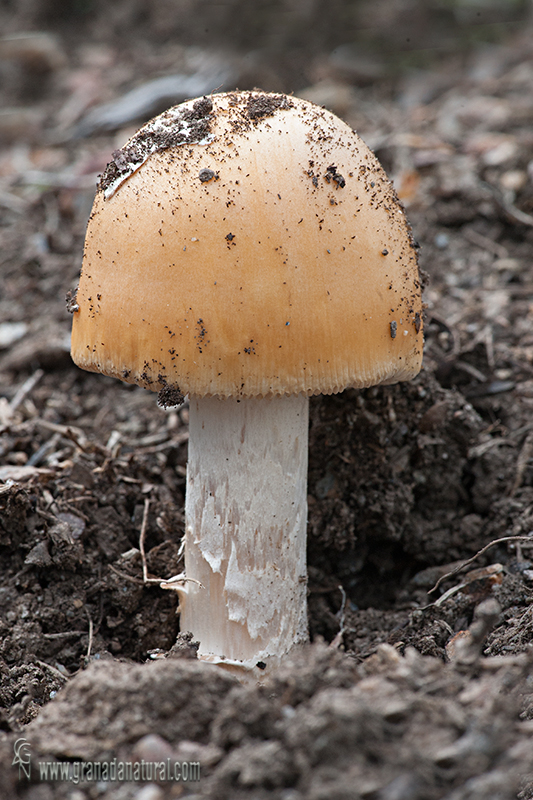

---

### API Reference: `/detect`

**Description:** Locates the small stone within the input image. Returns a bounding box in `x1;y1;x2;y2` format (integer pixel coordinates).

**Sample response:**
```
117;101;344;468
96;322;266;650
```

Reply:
25;541;52;567
134;785;164;800
132;733;174;763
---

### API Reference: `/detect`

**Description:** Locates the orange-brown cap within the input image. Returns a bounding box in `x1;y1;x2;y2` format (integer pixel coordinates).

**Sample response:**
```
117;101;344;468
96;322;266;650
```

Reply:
71;91;423;399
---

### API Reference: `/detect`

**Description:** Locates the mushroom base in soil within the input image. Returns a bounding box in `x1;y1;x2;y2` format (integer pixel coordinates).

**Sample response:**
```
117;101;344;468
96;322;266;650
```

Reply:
181;394;309;671
70;90;424;675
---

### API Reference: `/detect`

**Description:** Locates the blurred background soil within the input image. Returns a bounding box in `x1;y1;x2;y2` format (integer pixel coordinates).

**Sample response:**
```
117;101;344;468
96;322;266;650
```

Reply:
1;0;533;798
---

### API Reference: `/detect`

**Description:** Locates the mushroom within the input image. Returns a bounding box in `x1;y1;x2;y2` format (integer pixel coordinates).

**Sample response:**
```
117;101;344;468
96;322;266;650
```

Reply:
70;91;423;675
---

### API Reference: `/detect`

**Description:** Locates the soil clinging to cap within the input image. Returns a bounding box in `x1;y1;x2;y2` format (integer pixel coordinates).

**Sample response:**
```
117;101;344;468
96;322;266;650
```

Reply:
98;96;214;198
245;92;295;121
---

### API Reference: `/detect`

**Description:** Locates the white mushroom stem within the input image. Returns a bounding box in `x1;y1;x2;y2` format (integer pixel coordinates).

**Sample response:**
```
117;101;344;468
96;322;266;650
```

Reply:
180;393;309;671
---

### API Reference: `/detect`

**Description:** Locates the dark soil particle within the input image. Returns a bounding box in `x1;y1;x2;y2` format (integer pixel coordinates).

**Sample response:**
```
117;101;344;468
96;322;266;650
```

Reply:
199;167;217;182
325;164;346;188
64;287;79;314
245;92;294;121
157;383;184;409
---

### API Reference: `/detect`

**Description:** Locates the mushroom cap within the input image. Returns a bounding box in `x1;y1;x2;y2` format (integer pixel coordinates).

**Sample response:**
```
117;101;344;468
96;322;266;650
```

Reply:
71;91;423;399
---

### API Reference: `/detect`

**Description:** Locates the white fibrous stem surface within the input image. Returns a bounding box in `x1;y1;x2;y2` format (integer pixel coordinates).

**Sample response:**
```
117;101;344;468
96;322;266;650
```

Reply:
181;394;309;670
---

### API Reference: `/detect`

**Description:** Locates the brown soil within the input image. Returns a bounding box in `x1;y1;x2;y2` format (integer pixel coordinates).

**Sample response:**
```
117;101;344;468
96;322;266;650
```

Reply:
1;2;533;798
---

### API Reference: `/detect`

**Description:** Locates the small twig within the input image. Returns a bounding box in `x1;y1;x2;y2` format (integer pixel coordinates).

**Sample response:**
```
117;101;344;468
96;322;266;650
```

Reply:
108;561;186;587
483;326;495;370
509;430;533;497
131;431;189;454
159;574;203;591
502;195;533;227
10;369;44;412
35;419;89;451
85;608;94;660
35;508;58;522
462;227;508;259
108;563;146;585
482;180;533;228
430;582;467;607
123;429;189;450
137;501;194;588
329;584;348;649
453;359;488;383
337;584;347;632
429;535;533;594
67;496;96;504
110;503;203;604
27;432;61;467
160;574;204;614
42;630;87;639
139;497;151;583
34;659;69;683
